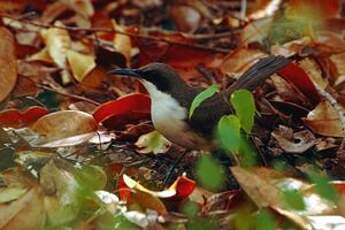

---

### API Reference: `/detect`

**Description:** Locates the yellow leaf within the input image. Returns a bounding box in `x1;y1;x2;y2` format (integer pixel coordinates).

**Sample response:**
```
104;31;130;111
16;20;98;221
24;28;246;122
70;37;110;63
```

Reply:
135;131;171;154
67;50;96;82
299;58;328;90
40;21;71;69
112;20;132;64
27;47;53;63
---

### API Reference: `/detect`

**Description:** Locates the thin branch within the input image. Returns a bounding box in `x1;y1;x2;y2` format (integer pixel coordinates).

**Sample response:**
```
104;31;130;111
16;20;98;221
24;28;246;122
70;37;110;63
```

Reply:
0;14;231;53
37;84;101;106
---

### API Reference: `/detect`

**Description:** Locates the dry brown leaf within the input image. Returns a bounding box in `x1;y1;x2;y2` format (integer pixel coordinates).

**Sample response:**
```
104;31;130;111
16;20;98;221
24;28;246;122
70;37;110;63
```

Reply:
32;110;98;143
61;0;94;18
0;187;45;230
220;49;266;78
67;50;96;82
272;126;316;153
304;100;345;137
330;52;345;86
40;21;72;84
0;27;17;103
170;5;201;33
299;58;328;90
112;20;132;65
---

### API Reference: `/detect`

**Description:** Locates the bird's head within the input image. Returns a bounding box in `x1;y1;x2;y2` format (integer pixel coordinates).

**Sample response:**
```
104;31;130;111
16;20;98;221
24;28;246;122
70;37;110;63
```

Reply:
108;63;187;95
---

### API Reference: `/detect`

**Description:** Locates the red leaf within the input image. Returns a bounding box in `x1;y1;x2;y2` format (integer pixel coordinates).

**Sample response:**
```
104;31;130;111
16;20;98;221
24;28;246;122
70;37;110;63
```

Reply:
0;106;49;127
93;93;151;129
278;63;320;105
117;175;132;203
174;175;196;200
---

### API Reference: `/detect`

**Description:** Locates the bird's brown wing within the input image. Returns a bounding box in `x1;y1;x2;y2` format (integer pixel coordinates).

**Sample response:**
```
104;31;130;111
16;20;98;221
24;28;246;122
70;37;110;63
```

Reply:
188;55;290;137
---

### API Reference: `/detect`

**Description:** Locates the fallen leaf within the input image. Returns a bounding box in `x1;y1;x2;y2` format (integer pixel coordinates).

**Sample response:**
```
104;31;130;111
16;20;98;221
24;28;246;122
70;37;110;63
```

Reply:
299;58;328;91
93;93;151;130
330;52;345;86
0;187;45;230
304;100;345;137
241;17;274;45
112;20;132;65
0;187;28;203
66;50;96;82
40;21;72;84
278;63;320;105
0;107;49;128
272;126;316;153
135;131;171;154
0;27;17;103
61;0;94;18
119;174;195;209
170;5;201;33
220;49;267;78
32;110;98;143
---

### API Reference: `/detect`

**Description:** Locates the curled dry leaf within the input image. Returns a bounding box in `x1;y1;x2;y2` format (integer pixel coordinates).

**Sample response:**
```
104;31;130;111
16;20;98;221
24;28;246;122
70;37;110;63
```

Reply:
135;131;171;154
32;110;98;143
93;93;151;130
0;106;49;128
272;126;316;153
0;27;17;103
119;174;195;210
66;50;96;82
304;100;345;137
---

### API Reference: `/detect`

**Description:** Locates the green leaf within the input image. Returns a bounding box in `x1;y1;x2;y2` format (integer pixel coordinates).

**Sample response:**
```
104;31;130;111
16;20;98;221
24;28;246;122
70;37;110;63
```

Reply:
255;209;277;230
230;89;256;134
307;169;338;202
282;189;306;210
217;115;241;153
196;155;226;192
189;84;218;119
0;187;28;203
0;147;15;171
238;134;257;167
75;165;107;191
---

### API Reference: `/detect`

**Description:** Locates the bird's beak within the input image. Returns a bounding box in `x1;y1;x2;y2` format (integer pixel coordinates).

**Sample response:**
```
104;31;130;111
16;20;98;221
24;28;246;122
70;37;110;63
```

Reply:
108;68;142;78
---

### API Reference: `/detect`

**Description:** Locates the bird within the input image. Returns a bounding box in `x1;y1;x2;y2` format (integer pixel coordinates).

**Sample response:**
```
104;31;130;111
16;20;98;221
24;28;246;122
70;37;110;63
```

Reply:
109;56;290;151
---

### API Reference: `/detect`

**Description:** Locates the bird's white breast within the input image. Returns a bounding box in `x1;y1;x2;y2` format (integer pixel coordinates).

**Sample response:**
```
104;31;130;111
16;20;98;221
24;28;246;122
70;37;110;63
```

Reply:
141;81;208;149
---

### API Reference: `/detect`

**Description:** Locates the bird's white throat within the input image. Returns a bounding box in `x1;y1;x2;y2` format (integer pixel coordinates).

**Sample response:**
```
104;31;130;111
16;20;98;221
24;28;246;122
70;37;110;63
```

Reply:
140;80;208;149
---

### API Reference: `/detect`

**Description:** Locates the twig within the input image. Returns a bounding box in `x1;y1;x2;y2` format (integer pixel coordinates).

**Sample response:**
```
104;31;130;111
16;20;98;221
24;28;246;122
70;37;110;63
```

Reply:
37;84;101;106
0;14;231;54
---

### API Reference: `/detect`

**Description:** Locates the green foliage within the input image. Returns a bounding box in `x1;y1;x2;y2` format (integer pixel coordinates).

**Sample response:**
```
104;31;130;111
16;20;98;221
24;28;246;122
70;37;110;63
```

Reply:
282;189;306;210
307;169;338;202
75;165;107;191
217;115;241;153
230;89;256;134
196;155;226;192
255;209;277;230
0;147;15;171
189;84;218;119
181;201;199;218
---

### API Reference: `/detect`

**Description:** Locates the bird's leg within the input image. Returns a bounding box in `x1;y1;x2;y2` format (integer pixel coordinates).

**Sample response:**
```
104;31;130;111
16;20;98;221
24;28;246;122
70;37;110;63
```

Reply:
163;151;189;185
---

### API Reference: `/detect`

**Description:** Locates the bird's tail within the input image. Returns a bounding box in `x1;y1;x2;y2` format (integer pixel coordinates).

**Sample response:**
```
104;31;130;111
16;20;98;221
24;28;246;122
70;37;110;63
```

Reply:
225;55;290;96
